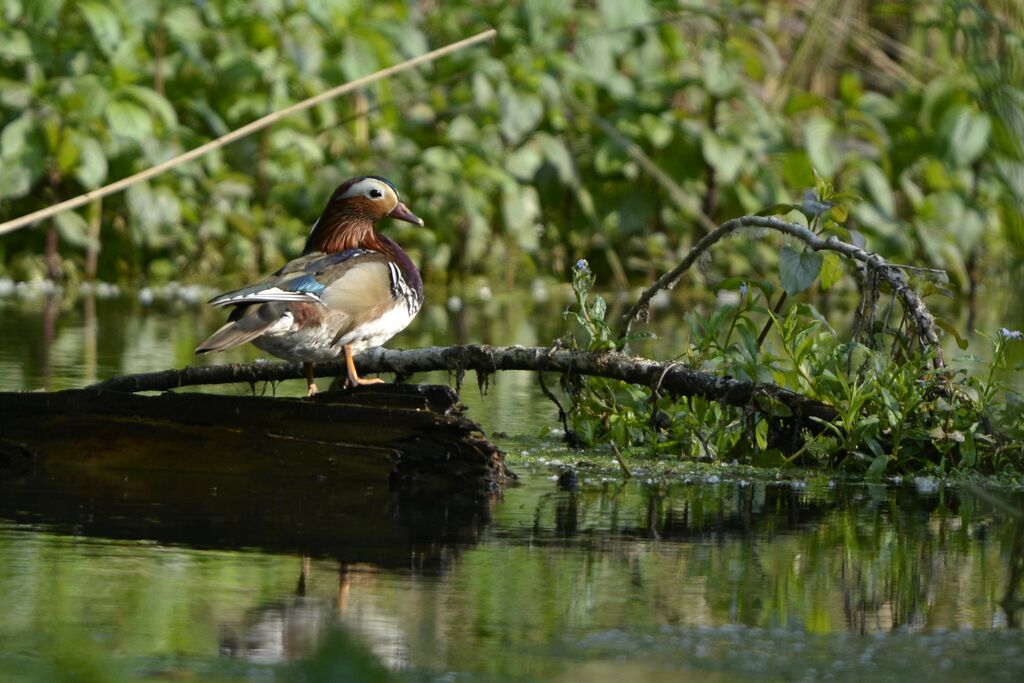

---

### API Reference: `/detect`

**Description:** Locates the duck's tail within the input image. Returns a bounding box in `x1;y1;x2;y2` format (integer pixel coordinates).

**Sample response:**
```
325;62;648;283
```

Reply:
195;304;283;354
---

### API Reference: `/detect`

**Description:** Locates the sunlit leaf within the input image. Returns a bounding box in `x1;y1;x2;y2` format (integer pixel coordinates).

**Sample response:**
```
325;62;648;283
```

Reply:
506;142;543;181
55;131;79;174
0;164;32;200
860;163;894;216
79;1;122;58
0;114;35;159
502;184;540;249
54;210;95;250
805;116;840;176
498;85;543;145
945;108;991;167
0;30;31;59
105;100;153;142
162;5;204;46
818;252;843;290
598;0;651;29
122;85;178;129
702;133;744;184
25;0;64;24
537;133;576;185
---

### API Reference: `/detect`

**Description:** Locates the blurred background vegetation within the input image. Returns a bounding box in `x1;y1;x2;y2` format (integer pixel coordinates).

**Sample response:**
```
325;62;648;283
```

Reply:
0;0;1022;294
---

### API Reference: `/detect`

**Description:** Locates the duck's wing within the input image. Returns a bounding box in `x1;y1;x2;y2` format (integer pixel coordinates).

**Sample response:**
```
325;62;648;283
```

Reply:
196;250;401;354
206;249;377;307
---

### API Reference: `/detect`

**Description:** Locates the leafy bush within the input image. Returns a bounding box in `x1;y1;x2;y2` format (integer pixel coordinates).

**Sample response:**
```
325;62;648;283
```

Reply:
559;189;1024;478
0;0;1022;289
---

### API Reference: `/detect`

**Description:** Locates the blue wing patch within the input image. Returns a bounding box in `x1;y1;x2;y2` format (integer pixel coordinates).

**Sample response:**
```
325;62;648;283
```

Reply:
282;273;327;296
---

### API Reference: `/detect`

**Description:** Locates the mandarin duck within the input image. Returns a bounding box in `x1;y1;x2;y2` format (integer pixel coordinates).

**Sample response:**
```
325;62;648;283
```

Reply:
195;176;424;395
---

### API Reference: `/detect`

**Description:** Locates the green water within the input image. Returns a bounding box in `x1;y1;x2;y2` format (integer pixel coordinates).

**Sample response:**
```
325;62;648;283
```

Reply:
1;285;1023;681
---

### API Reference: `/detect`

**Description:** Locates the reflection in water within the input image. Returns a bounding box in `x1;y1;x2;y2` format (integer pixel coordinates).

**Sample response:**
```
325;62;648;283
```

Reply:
2;286;1024;680
2;465;1023;680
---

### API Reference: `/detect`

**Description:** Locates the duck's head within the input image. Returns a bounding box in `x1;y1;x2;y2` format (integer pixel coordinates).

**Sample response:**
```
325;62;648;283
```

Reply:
304;176;424;254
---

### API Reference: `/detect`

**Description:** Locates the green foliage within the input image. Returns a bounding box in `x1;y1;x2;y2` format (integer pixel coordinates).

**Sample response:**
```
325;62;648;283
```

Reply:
0;1;1022;287
561;235;1024;477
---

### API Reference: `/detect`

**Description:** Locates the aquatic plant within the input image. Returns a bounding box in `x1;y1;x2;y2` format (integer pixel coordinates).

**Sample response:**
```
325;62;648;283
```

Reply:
560;186;1024;478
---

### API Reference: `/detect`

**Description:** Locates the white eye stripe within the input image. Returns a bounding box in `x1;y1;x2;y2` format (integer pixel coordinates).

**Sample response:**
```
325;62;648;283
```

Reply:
341;178;395;201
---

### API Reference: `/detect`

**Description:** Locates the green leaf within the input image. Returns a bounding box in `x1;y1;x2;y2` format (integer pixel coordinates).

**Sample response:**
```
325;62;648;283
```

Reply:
756;203;800;217
74;136;108;189
54;210;95;250
340;39;378;80
818;252;843;290
79;1;121;58
865;453;889;482
946;108;991;167
860;163;894;216
702;133;744;184
961;430;977;468
639;113;673;148
1;114;35;159
121;85;178;129
0;76;31;108
805;116;840;176
502;184;540;249
778;245;823;295
105;100;153;142
0;164;33;200
592;294;607;322
506;142;543;181
446;115;478;144
25;0;64;24
0;30;32;59
55;131;78;174
934;318;970;350
598;0;651;29
163;5;204;46
537;133;577;185
498;86;544;145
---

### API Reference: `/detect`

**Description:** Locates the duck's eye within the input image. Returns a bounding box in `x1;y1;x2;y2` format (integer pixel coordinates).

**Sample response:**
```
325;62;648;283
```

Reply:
368;188;384;199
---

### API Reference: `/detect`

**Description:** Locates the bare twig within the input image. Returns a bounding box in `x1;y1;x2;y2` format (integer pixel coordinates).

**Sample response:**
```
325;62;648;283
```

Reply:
0;28;497;236
618;214;944;366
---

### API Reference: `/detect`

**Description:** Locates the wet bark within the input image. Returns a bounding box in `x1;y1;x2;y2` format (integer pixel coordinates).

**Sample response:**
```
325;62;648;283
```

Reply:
90;344;840;430
0;383;512;494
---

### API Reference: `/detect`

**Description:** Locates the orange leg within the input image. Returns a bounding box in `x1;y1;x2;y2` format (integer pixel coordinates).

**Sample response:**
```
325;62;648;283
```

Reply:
344;344;383;388
303;362;318;397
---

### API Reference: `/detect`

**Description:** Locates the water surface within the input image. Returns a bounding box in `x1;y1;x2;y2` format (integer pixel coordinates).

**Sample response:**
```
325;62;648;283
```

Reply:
1;284;1023;681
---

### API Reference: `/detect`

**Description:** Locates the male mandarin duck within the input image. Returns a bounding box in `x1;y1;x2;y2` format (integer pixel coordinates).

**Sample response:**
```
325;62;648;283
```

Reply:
195;176;424;396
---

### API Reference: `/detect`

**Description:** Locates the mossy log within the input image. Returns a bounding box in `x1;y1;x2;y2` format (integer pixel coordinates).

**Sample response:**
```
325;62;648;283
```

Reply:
0;383;512;495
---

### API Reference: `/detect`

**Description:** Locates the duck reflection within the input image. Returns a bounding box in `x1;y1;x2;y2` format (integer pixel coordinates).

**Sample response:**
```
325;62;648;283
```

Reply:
222;561;412;669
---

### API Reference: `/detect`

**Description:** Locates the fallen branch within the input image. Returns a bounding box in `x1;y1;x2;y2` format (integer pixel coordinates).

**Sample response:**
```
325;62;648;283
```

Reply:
618;215;944;366
91;344;838;428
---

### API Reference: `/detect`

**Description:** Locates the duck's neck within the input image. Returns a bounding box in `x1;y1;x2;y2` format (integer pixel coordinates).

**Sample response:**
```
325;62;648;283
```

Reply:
304;216;422;294
303;214;386;254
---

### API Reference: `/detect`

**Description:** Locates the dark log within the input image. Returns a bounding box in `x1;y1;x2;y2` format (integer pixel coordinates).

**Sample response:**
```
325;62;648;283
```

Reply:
0;383;512;495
